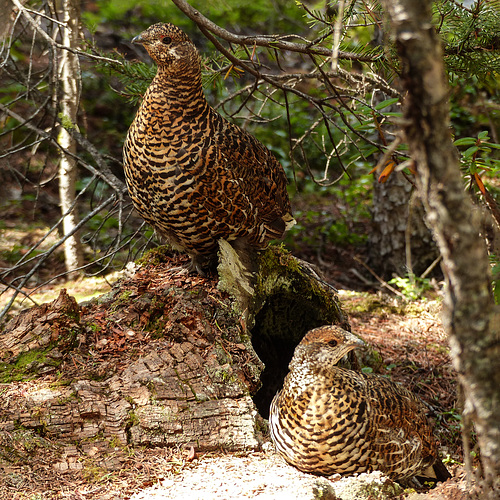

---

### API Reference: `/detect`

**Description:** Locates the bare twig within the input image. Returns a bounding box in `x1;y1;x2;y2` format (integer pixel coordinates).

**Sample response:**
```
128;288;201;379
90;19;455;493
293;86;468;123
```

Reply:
170;0;379;63
0;102;125;194
353;256;408;299
8;0;124;66
0;194;118;323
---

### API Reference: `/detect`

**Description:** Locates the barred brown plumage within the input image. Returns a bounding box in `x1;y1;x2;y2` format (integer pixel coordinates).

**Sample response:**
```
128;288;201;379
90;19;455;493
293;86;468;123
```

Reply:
269;325;451;482
123;23;295;274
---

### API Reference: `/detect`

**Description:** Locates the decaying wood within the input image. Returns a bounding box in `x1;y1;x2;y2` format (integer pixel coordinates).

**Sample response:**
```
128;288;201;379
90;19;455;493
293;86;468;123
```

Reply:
0;245;348;461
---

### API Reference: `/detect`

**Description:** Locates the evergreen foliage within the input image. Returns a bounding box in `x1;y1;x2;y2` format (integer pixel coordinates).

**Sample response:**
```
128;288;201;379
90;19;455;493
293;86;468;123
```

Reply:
435;0;500;81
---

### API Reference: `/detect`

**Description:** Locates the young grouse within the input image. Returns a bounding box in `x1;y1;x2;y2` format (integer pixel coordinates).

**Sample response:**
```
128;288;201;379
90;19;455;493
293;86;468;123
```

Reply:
123;23;295;274
269;325;451;481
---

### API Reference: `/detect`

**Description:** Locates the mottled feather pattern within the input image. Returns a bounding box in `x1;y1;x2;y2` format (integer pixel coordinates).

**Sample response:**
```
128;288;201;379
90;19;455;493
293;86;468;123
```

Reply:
123;23;294;272
269;325;448;481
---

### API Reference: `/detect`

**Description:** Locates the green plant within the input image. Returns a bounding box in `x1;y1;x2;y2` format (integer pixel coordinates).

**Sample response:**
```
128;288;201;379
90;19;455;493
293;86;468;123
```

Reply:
388;275;433;300
442;453;463;466
434;0;500;82
454;131;500;192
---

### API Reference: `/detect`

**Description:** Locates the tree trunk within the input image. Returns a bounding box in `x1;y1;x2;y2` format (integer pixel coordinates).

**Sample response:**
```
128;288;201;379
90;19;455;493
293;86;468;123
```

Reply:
368;68;439;281
0;246;348;463
381;0;499;496
369;172;439;279
57;0;83;276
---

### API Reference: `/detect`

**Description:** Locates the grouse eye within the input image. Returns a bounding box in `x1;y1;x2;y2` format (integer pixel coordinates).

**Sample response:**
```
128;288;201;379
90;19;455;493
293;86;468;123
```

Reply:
162;36;172;45
328;340;338;347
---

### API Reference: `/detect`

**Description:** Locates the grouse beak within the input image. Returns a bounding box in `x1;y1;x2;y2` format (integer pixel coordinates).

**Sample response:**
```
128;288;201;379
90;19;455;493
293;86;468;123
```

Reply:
345;331;366;350
132;34;147;45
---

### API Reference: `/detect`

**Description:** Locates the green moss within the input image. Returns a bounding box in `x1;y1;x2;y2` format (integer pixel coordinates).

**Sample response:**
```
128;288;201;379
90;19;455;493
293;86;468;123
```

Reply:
0;428;57;465
146;381;158;398
341;292;403;315
49;375;72;388
253;413;269;435
206;360;239;387
123;395;135;405
82;462;110;483
88;322;102;333
254;245;348;334
355;477;404;498
80;431;107;444
86;371;108;382
127;410;140;427
174;367;211;401
109;289;135;312
58;112;77;130
55;391;79;405
118;289;134;302
249;245;352;415
427;342;450;355
108;436;124;449
311;483;337;500
341;290;442;318
0;348;64;383
136;245;173;266
0;362;13;383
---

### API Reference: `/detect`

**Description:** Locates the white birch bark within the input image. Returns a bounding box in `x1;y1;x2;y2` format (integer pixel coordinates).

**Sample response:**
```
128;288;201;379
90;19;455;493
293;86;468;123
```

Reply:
57;0;83;276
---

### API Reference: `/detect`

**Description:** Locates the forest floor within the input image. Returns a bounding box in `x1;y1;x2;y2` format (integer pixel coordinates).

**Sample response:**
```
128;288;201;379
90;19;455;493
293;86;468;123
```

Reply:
0;188;475;499
0;265;474;500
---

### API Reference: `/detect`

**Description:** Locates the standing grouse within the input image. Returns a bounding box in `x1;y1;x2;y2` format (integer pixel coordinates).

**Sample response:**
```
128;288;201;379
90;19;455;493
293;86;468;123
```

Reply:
123;23;294;274
269;325;451;482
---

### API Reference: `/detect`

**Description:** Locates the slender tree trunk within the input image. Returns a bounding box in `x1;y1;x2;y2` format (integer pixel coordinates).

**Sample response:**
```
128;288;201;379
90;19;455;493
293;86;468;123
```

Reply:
381;0;499;496
57;0;83;276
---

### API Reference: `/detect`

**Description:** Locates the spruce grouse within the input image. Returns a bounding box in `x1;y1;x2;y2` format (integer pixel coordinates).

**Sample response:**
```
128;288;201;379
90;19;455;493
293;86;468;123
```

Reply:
269;325;451;482
123;23;295;273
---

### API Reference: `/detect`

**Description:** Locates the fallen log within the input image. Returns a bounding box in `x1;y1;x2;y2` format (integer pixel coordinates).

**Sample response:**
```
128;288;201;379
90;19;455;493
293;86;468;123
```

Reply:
0;244;349;457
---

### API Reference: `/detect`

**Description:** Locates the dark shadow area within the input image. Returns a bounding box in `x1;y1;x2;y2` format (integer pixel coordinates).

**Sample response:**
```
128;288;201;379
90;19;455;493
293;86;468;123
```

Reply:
251;291;343;419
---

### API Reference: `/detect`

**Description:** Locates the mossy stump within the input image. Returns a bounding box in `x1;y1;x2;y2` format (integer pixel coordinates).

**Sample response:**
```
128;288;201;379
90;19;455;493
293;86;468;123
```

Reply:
0;244;348;467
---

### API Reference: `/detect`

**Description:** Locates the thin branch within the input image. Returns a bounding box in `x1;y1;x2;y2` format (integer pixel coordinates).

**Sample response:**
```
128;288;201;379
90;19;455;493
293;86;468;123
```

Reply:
0;102;126;194
170;0;380;63
9;0;124;66
0;194;118;323
353;256;408;298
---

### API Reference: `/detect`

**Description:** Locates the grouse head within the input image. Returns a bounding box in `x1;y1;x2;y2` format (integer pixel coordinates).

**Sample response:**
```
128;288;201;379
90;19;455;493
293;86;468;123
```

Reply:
132;23;199;73
291;325;365;370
